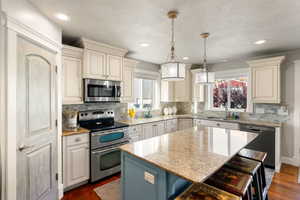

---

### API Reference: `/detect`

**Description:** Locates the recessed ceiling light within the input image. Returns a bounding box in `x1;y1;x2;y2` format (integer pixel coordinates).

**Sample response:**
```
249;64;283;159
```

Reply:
254;40;266;45
140;43;150;47
55;13;70;21
182;57;189;60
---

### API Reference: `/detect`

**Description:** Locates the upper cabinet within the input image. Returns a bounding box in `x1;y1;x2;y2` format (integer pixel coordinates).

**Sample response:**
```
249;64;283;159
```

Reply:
83;49;106;79
161;80;175;102
80;38;128;81
191;69;205;102
160;65;192;102
62;45;84;104
247;56;285;104
122;58;139;103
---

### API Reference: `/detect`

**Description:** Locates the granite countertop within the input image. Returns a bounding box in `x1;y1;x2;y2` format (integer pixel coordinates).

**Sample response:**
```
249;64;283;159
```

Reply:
120;126;258;183
62;127;90;136
119;114;282;127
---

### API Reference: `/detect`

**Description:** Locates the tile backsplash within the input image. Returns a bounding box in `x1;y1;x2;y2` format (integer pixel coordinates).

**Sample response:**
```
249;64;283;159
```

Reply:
63;103;128;121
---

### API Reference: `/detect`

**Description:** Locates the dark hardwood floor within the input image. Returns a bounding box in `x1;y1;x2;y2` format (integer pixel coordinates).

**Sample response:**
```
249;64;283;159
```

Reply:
62;164;300;200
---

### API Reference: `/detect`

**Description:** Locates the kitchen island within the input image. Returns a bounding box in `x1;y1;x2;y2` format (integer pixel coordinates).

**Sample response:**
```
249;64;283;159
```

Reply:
120;126;257;200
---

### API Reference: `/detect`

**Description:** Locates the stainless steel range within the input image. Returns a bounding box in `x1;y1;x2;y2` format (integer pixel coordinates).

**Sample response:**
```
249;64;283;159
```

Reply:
78;110;129;182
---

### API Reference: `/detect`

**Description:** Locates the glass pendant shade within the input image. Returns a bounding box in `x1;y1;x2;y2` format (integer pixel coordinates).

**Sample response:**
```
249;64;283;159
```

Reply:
195;69;215;84
161;62;186;81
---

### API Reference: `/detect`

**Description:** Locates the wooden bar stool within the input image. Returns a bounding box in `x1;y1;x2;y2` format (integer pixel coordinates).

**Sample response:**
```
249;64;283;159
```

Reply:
238;148;268;199
205;167;253;200
175;183;241;200
225;156;264;200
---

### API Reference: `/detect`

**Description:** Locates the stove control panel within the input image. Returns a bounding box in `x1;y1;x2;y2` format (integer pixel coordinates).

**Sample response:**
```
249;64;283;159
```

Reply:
79;110;114;121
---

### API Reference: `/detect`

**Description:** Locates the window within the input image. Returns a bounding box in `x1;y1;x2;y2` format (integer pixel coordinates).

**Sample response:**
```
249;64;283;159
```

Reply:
211;77;248;111
132;78;158;110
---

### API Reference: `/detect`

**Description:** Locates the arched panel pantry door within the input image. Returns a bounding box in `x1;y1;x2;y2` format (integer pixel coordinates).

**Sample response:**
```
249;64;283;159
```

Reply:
17;37;58;200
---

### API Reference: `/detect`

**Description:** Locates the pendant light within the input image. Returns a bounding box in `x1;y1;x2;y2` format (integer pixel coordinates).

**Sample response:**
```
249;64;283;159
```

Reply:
195;32;215;84
161;11;186;81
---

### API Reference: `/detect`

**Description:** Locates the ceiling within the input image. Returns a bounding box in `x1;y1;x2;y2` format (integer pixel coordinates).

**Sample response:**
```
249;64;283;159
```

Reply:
30;0;300;65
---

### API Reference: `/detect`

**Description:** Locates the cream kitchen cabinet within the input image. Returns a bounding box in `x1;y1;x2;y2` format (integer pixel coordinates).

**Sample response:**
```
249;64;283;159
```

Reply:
122;59;138;102
161;65;192;102
107;55;123;81
155;121;166;136
178;119;193;131
62;45;84;104
142;121;166;139
142;123;155;139
165;119;178;133
81;38;128;81
83;49;107;79
247;56;285;104
174;69;191;102
63;133;90;190
191;69;205;102
129;125;143;142
161;80;175;102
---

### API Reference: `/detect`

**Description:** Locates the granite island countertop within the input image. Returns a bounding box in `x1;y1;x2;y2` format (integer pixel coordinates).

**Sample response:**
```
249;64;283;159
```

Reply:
120;126;258;183
119;114;282;127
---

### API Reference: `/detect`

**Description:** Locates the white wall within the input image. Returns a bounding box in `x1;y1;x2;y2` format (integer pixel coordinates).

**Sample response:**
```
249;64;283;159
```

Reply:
2;0;63;199
2;0;61;44
136;59;160;72
210;49;300;164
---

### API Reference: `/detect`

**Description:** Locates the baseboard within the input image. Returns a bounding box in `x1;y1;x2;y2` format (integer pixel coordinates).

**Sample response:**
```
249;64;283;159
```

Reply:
281;156;300;167
58;183;64;200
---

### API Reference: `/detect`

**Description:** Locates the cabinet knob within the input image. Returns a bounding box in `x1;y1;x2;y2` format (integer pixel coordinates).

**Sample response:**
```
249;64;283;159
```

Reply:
75;138;81;142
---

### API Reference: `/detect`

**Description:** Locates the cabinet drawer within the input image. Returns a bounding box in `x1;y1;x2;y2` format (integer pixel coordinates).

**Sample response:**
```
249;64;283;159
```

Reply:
129;125;142;134
200;120;239;130
66;133;89;146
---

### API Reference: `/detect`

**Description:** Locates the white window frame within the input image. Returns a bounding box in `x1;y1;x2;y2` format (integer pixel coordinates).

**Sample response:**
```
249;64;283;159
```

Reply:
206;68;253;113
130;68;161;111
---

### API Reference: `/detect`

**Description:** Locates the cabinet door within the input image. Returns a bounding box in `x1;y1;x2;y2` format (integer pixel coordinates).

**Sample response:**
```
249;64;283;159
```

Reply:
174;70;191;102
107;54;122;81
178;119;193;131
63;56;83;104
252;65;280;103
156;122;165;136
192;73;205;102
122;65;134;102
83;49;106;79
65;143;89;187
142;123;154;139
161;80;174;102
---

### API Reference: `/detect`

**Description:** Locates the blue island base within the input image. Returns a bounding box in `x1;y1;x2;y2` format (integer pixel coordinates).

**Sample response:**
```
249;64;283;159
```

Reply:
121;151;192;200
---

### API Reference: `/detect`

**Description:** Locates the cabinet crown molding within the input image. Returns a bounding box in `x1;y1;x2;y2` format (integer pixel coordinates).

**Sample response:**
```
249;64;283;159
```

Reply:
62;45;83;58
79;37;128;56
124;58;139;66
247;56;285;67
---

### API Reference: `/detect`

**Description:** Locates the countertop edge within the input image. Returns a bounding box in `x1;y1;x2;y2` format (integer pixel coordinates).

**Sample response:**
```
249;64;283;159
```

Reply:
118;115;282;127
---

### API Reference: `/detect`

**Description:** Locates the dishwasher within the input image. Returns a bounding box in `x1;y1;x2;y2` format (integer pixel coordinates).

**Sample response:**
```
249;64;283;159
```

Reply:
240;124;275;168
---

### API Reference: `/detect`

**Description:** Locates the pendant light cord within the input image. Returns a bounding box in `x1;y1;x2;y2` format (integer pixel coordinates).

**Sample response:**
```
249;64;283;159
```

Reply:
171;17;175;61
203;36;207;71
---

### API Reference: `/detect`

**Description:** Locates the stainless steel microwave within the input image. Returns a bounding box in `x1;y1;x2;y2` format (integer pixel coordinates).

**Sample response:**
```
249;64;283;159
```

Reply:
84;79;121;102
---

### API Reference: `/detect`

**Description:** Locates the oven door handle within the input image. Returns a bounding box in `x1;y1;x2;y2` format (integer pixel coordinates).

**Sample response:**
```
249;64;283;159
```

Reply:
91;129;127;136
91;141;129;154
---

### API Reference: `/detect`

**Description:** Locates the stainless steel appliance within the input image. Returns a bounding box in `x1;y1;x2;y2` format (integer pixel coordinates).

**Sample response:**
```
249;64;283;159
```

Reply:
240;124;275;168
78;110;129;182
84;79;121;102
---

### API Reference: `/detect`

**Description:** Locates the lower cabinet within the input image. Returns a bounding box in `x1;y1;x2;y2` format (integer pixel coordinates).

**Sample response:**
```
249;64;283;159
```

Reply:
165;119;178;133
129;125;143;142
178;119;193;131
63;133;90;190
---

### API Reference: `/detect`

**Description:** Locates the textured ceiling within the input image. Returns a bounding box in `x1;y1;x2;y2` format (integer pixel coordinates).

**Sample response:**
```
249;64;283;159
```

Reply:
30;0;300;65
